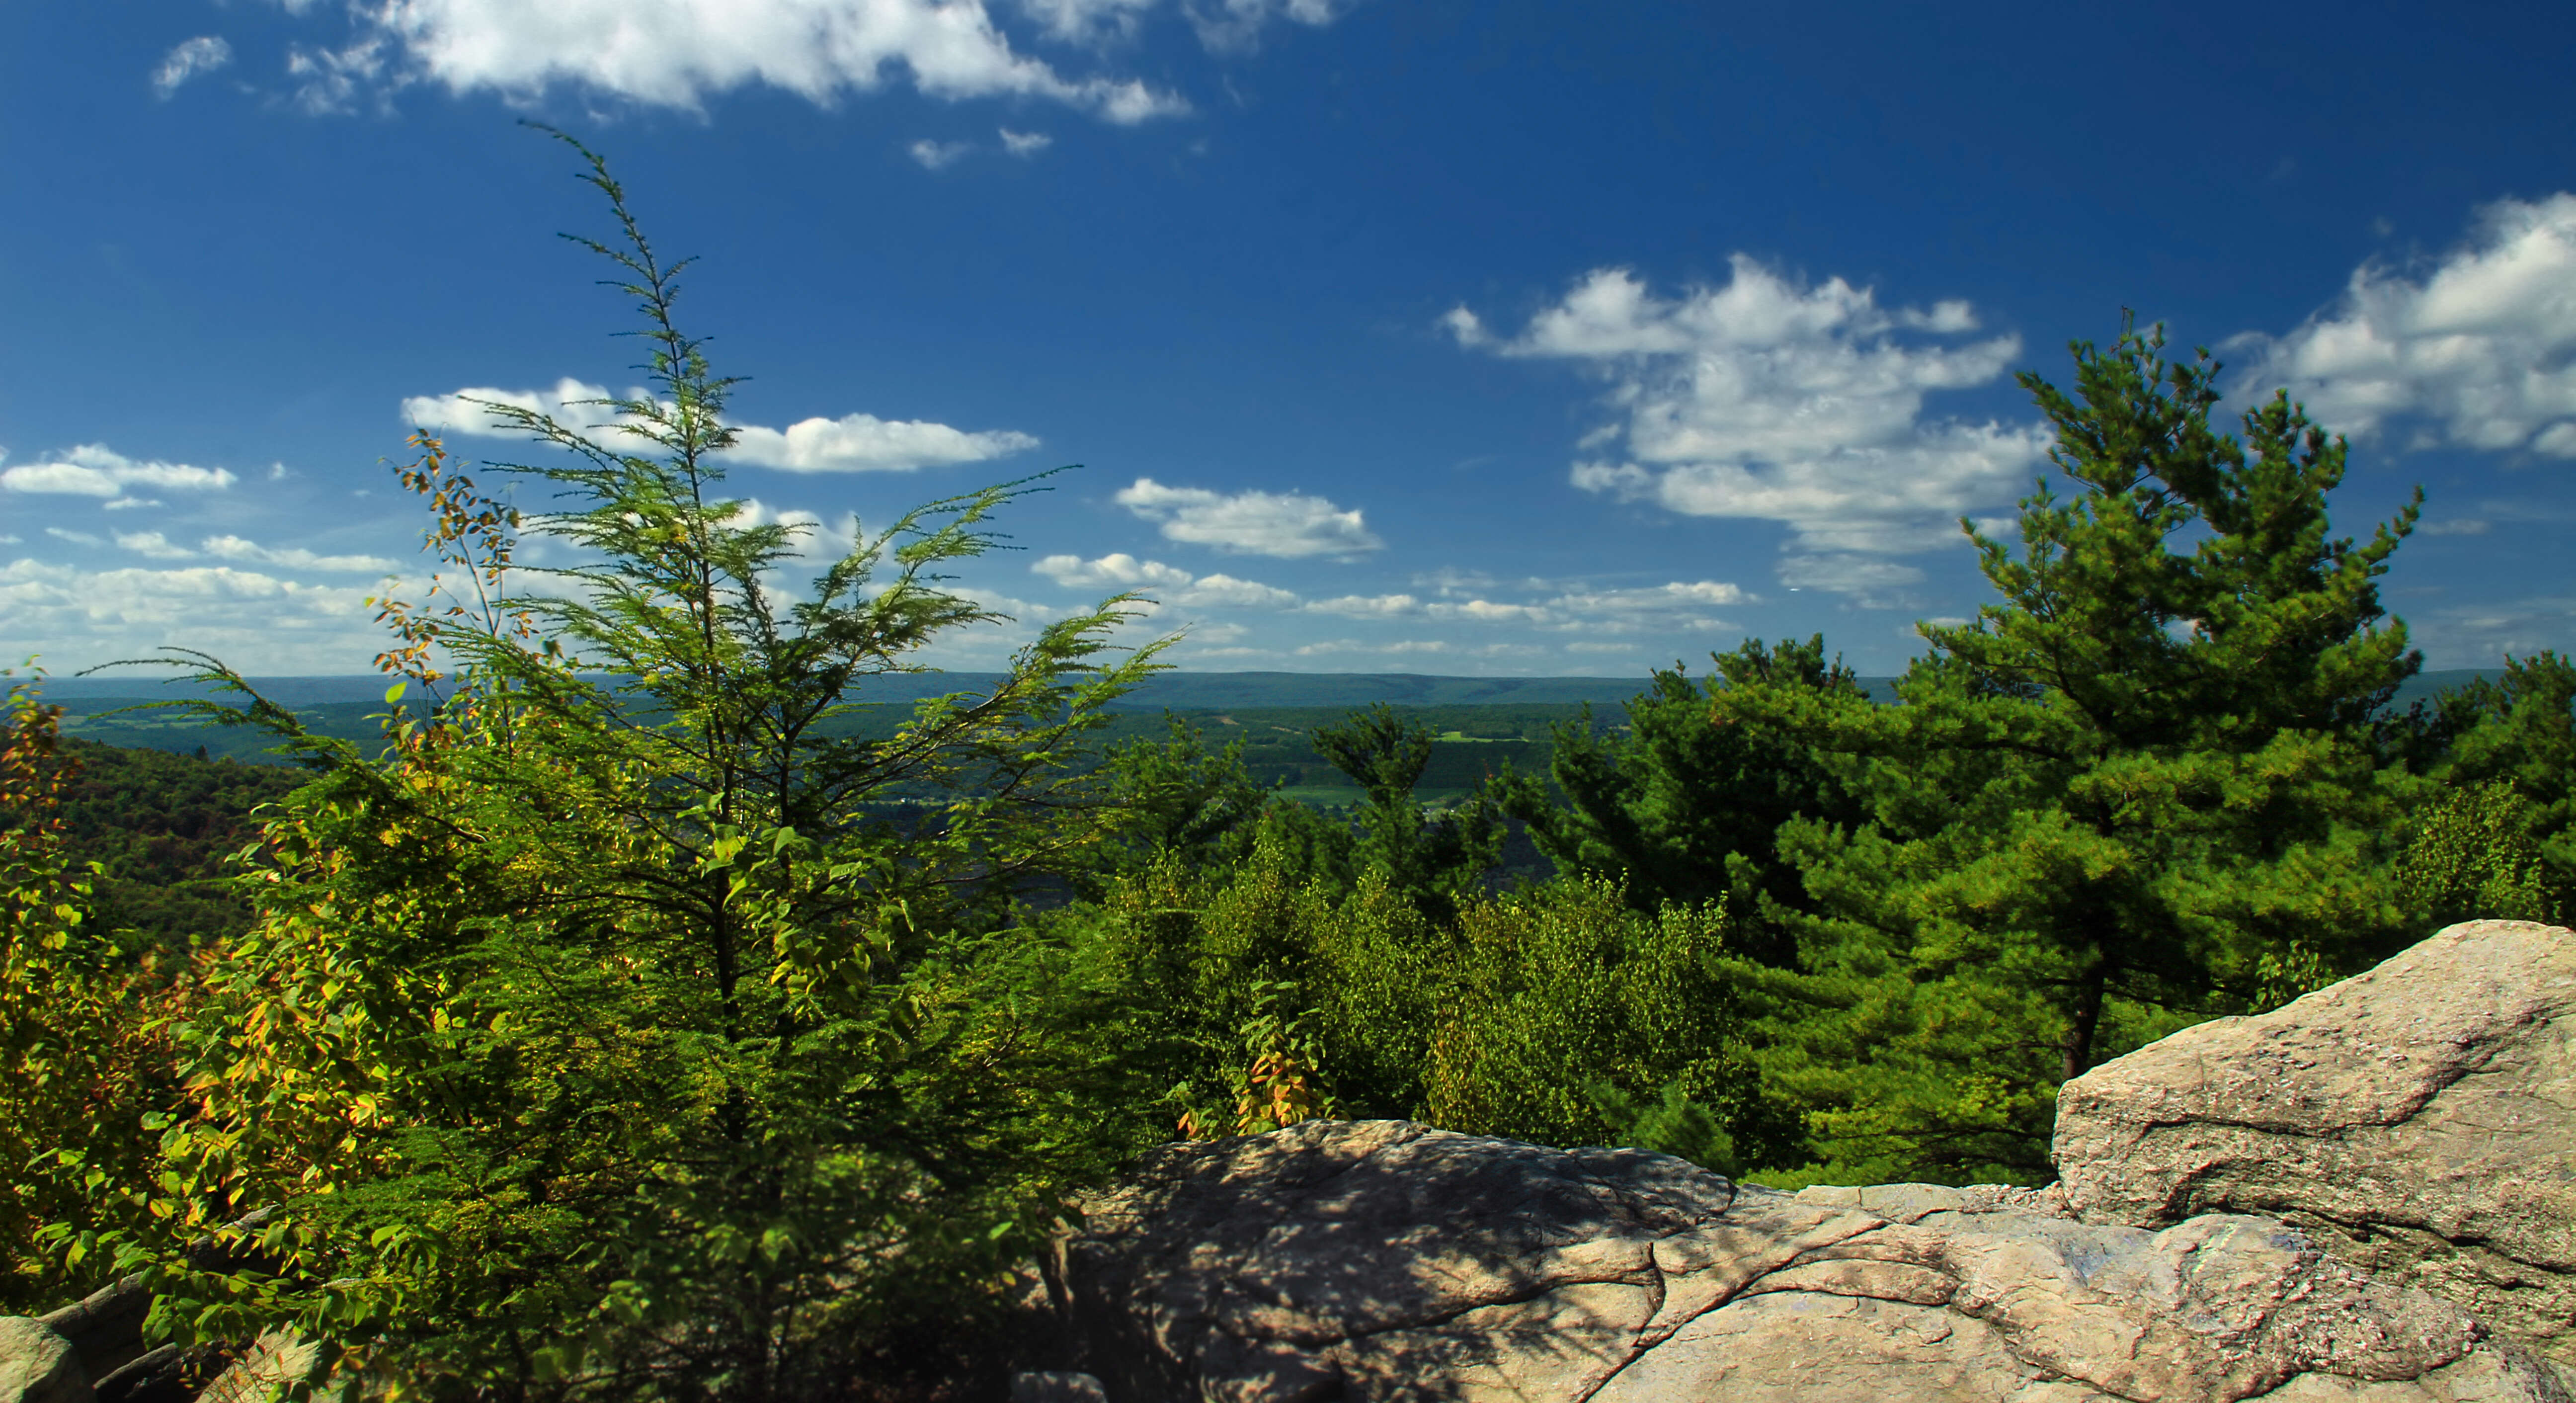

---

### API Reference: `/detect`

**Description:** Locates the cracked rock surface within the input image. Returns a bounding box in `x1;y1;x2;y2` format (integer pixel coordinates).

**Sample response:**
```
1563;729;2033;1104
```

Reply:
2056;919;2576;1372
1044;1120;2562;1401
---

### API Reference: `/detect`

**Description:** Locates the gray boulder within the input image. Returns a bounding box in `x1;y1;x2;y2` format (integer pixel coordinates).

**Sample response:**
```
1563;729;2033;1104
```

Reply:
0;1317;88;1403
1043;1119;2561;1401
2056;918;2576;1371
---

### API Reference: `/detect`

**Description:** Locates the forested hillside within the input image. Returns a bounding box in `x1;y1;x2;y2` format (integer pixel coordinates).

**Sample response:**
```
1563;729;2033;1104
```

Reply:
4;144;2571;1402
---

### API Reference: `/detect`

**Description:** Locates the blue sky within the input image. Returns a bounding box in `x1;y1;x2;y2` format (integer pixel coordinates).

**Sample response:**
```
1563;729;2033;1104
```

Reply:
4;0;2572;679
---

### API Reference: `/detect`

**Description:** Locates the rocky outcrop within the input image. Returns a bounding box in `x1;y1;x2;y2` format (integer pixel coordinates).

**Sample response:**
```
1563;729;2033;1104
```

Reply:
2056;918;2576;1371
0;1318;87;1403
1042;1119;2563;1401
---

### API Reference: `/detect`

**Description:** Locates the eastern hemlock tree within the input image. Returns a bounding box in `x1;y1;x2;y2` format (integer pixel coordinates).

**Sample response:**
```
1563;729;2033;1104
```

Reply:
1737;320;2425;1185
1497;636;1867;965
109;137;1167;1401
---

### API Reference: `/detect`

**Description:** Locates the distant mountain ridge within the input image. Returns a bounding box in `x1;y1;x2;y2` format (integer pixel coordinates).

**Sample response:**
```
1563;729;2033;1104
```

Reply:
26;667;2505;714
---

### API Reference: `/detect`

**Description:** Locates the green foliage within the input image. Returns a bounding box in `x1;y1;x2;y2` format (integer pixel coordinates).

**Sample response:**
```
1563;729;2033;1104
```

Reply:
1310;703;1504;922
1090;825;1764;1171
84;138;1168;1401
1495;636;1865;964
2400;782;2562;926
1423;881;1759;1172
1073;715;1272;899
43;739;300;950
1729;319;2424;1183
2404;652;2576;925
0;681;192;1314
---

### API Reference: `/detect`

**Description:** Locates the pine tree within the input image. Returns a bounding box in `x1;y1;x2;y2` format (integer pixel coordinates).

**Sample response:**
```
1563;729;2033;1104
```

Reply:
1497;635;1867;964
1738;319;2425;1183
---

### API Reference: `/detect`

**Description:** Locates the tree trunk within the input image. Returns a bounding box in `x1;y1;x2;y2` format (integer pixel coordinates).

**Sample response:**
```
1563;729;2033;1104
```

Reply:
2062;955;2108;1085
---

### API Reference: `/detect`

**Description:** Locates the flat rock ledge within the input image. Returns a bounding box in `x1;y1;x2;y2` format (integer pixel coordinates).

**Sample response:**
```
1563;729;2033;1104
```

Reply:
2057;919;2576;1373
1039;1119;2564;1402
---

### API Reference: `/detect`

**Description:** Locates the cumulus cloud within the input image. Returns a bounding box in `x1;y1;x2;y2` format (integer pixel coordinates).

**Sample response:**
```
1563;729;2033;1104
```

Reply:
1182;574;1297;608
200;535;403;573
1302;578;1749;632
88;529;400;573
1033;551;1194;588
1449;260;2045;562
1187;0;1346;52
1777;553;1927;607
999;127;1052;156
1306;592;1418;618
153;36;233;97
1543;579;1749;621
1030;552;1298;607
1114;477;1383;558
2236;193;2576;458
1018;0;1157;43
909;138;975;169
1288;638;1537;660
0;444;238;502
403;379;1038;472
0;558;387;674
114;531;195;561
401;378;615;436
281;0;1191;121
724;414;1036;472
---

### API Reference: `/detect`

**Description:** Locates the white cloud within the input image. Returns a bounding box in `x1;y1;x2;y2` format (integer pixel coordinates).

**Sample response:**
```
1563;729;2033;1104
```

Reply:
115;531;195;561
402;378;614;436
1294;578;1750;633
0;558;387;674
1187;0;1346;52
1451;260;2045;562
2407;592;2576;669
1307;592;1418;617
1032;551;1193;588
403;379;1037;472
1414;566;1498;596
89;530;401;573
153;36;233;97
2237;193;2576;458
1777;553;1926;608
999;127;1053;156
1030;552;1297;607
1547;579;1749;613
1179;573;1296;609
200;535;403;573
1114;477;1382;558
44;528;103;547
0;444;238;499
283;0;1191;122
101;497;165;511
726;414;1037;472
910;138;975;169
1565;641;1638;654
1288;637;1533;660
1018;0;1158;43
